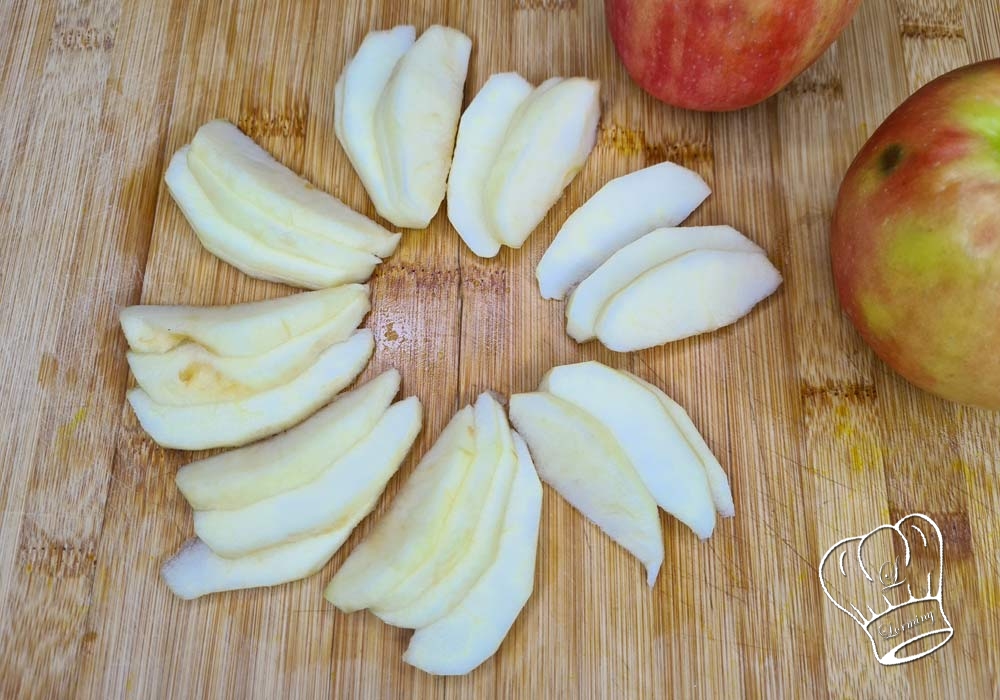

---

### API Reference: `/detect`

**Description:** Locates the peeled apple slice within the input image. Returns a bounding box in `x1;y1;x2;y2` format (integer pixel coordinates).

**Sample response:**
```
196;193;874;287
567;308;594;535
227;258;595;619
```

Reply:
375;25;472;228
194;397;423;557
119;284;367;356
402;432;542;676
508;391;663;586
370;393;506;620
447;72;534;257
540;361;716;539
325;405;476;612
335;25;417;223
536;162;711;300
624;373;734;517
161;528;351;600
596;249;783;352
565;226;763;342
484;77;600;248
189;120;400;257
127;291;370;406
175;369;400;510
166;148;370;289
128;330;374;450
375;399;517;628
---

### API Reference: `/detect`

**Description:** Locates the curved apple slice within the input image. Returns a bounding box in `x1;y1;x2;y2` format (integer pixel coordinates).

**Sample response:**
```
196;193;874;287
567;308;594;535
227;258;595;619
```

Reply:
174;369;399;510
187;150;383;269
540;361;716;539
166;148;372;289
566;226;763;342
127;292;369;406
325;405;476;612
596;249;783;352
119;284;367;356
370;393;506;620
374;400;517;628
624;373;734;518
375;25;472;228
194;397;422;557
484;77;600;248
402;431;542;676
508;391;663;586
447;73;534;257
536;162;711;300
189;120;400;257
128;330;374;450
336;25;416;224
162;528;351;600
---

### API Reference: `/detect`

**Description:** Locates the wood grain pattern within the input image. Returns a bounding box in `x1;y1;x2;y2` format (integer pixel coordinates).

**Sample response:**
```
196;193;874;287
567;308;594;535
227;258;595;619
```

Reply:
1;0;998;697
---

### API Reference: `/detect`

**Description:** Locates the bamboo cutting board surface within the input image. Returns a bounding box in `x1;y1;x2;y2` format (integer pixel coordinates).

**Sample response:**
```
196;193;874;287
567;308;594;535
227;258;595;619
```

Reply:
1;0;999;697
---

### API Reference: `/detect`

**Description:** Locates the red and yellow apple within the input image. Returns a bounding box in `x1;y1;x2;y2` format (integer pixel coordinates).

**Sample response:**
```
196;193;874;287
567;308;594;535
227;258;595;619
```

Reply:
604;0;860;111
831;60;1000;409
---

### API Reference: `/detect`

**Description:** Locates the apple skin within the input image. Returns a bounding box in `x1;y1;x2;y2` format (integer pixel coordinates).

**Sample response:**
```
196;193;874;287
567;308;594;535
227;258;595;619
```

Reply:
604;0;860;111
831;60;1000;409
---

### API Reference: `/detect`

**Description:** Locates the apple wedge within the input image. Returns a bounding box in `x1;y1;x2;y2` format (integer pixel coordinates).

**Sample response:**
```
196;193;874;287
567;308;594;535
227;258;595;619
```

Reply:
174;369;399;510
194;397;422;557
508;391;663;586
335;25;417;224
374;398;517;628
402;432;542;676
540;361;716;539
375;25;472;228
120;284;367;356
595;249;783;352
127;291;369;406
325;404;476;612
370;393;506;620
162;528;352;600
624;373;734;517
166;148;373;289
128;330;374;450
447;72;534;258
189;120;400;257
566;225;763;342
536;162;712;300
484;77;600;248
187;150;383;270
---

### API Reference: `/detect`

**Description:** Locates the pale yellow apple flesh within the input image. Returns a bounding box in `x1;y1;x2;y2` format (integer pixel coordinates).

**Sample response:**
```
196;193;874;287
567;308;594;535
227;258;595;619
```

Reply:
325;405;476;612
595;248;783;352
194;397;422;557
126;291;369;406
402;432;542;676
370;393;506;619
447;72;534;258
484;77;601;248
128;330;374;450
189;120;400;257
175;369;400;510
375;25;472;228
335;25;416;223
565;225;763;342
536;162;712;300
508;391;663;586
119;284;368;356
540;361;716;539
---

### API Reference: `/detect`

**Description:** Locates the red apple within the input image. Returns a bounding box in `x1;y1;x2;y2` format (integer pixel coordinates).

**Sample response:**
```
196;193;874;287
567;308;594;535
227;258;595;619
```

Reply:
831;60;1000;409
604;0;860;111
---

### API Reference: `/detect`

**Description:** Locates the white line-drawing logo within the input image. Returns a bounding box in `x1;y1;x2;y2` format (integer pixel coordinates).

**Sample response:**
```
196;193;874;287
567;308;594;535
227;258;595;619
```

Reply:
818;513;953;666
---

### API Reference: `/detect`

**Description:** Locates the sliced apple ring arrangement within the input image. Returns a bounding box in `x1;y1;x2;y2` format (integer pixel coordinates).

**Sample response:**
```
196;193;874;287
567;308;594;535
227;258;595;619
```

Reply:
510;361;734;586
325;393;543;676
536;163;783;351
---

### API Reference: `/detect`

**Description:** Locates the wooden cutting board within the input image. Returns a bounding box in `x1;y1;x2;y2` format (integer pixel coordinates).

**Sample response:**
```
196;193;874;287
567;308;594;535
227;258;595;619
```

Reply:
1;0;998;696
